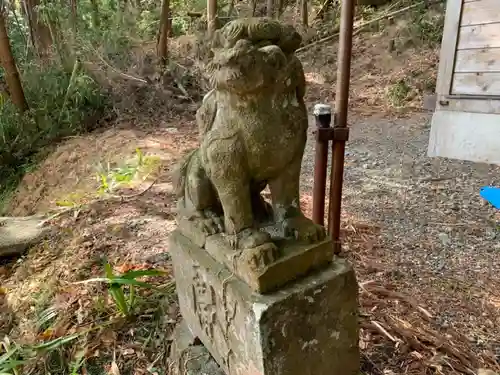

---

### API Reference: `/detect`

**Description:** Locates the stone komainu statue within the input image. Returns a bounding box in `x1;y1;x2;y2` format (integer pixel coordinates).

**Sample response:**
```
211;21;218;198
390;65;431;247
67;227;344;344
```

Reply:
173;18;325;255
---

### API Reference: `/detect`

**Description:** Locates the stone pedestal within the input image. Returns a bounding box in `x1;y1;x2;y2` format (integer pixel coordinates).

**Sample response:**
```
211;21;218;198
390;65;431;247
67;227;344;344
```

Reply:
169;320;225;375
178;218;336;294
169;230;360;375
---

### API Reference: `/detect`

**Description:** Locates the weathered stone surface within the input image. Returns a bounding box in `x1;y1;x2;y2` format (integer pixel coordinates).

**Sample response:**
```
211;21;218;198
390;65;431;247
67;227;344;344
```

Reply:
169;230;360;375
177;217;210;248
0;216;49;258
172;18;326;265
169;320;225;375
205;234;335;293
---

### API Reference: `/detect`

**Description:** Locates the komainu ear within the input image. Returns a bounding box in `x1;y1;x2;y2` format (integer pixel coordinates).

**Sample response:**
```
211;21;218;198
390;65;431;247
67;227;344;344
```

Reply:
259;45;287;71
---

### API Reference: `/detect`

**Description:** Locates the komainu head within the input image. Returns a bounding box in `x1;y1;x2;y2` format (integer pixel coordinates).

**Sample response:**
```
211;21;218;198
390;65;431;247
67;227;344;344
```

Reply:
205;18;303;94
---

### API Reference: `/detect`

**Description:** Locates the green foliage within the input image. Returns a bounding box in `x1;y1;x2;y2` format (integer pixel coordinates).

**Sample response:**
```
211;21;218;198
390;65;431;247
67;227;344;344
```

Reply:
0;337;24;375
0;60;107;209
68;349;86;375
172;16;191;36
394;3;445;50
0;0;170;212
406;5;444;47
3;11;32;65
76;261;166;316
137;9;161;37
386;78;412;107
0;4;114;210
0;333;85;375
95;148;160;194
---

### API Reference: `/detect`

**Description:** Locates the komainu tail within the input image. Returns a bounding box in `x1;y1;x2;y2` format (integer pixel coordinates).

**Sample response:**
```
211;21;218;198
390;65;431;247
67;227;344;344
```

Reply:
172;149;198;198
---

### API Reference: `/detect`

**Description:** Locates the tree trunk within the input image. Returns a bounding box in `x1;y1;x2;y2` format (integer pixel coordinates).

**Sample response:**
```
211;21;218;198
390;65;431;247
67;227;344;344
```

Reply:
21;0;36;50
277;0;284;17
70;0;77;28
0;9;28;112
301;0;308;26
313;0;334;21
157;0;170;67
10;6;28;51
266;0;274;17
24;0;52;56
89;0;99;27
251;0;257;16
207;0;217;36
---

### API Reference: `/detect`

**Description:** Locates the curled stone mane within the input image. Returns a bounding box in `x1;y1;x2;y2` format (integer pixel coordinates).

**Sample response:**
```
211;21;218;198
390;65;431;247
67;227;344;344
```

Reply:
204;18;302;92
218;18;302;52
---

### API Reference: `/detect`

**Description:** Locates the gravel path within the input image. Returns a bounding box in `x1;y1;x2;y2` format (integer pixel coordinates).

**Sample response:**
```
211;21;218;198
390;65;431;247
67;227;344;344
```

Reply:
301;113;500;349
302;113;500;281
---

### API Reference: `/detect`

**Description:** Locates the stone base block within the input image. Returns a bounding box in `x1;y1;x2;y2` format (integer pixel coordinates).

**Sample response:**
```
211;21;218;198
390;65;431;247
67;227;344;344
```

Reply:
169;230;360;375
168;320;225;375
205;234;334;294
177;215;335;294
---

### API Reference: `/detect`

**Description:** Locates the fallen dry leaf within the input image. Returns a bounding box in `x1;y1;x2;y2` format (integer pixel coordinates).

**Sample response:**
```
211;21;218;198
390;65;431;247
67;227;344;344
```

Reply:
122;348;135;356
110;361;120;375
478;369;498;375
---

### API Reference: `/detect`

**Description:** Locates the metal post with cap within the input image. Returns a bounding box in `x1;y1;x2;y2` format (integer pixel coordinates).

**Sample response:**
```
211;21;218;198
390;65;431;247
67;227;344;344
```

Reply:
312;103;332;227
311;0;355;255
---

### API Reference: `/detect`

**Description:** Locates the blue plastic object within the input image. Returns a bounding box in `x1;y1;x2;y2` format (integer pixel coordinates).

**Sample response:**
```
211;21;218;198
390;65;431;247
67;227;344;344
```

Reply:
480;186;500;210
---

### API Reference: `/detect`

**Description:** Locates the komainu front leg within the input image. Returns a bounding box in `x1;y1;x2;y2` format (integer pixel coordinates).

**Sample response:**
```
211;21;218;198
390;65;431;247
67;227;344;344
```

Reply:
174;149;224;235
203;133;273;250
269;156;326;243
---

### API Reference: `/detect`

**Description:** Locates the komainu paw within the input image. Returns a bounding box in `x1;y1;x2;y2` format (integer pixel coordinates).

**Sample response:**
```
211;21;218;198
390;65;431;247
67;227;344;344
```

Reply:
240;242;280;270
282;215;327;243
186;210;224;236
226;228;272;250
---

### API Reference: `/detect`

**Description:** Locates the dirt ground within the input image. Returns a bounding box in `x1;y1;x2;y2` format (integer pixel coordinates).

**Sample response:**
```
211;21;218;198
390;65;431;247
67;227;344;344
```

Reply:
329;114;500;374
3;113;499;374
1;9;499;375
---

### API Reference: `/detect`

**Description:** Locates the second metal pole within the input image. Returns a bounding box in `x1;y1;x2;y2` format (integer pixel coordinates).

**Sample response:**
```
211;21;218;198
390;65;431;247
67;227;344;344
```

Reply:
328;0;355;254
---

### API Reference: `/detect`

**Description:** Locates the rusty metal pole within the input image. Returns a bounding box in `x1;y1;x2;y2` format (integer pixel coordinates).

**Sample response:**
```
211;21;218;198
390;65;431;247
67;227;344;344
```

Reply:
328;0;355;254
312;104;332;227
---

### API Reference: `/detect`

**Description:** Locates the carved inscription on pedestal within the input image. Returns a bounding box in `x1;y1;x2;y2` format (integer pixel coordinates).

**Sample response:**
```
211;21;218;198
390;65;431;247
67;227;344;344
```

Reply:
190;264;238;372
191;265;217;339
